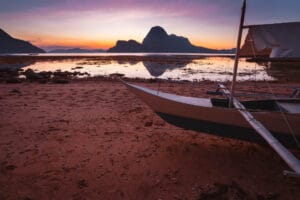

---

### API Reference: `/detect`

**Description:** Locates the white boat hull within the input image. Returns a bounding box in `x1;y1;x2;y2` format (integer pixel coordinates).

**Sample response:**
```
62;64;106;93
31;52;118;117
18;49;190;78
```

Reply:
123;82;300;148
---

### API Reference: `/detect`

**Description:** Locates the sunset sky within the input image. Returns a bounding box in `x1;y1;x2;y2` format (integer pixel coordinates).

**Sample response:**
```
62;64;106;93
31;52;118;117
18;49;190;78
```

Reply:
1;0;299;51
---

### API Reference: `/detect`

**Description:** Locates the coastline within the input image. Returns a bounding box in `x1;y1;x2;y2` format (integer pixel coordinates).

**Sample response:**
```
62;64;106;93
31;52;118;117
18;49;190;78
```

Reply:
1;79;300;199
2;54;300;83
0;53;235;64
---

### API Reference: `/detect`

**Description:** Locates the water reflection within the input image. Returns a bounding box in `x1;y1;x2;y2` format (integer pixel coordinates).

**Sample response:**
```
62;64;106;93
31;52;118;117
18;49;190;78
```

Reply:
0;55;283;82
143;59;194;77
0;61;35;70
116;60;139;65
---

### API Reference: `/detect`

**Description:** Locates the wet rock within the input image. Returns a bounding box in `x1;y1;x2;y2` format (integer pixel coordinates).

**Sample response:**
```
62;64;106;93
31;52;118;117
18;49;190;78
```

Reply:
149;78;157;83
71;66;83;70
39;71;52;79
0;68;21;83
6;77;23;83
23;69;42;80
71;71;87;76
109;73;125;78
53;71;72;78
0;68;19;76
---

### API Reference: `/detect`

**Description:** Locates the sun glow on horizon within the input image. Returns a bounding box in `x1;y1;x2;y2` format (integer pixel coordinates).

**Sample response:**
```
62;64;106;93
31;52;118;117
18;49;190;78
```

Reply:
22;35;236;51
10;24;236;51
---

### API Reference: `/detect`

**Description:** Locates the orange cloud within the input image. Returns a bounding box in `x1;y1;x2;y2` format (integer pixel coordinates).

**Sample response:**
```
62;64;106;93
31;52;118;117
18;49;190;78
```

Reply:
18;32;114;50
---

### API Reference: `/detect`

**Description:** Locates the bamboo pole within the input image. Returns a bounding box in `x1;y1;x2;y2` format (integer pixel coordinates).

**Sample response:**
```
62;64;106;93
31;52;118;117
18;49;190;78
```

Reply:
229;0;247;107
219;84;300;177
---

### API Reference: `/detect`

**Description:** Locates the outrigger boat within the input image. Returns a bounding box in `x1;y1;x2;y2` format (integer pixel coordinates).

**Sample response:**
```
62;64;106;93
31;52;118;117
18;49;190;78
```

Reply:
122;0;300;177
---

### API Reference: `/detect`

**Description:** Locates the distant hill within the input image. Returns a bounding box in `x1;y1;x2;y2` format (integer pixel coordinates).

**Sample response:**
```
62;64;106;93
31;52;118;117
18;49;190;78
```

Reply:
48;48;105;53
108;26;235;53
108;40;143;52
0;29;45;54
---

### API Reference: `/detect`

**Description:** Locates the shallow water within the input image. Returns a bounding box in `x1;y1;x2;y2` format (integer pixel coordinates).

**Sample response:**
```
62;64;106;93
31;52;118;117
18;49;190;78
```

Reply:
1;53;299;82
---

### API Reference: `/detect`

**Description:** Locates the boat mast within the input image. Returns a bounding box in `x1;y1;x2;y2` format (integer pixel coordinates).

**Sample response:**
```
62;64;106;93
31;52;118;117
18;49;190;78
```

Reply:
229;0;247;107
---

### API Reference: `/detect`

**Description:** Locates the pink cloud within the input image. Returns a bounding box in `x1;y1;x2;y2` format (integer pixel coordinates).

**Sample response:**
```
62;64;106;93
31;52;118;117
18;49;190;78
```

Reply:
0;0;228;22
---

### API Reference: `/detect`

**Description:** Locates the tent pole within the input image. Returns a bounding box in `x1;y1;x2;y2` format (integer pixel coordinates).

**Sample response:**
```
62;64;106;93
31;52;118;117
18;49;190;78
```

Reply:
229;0;247;107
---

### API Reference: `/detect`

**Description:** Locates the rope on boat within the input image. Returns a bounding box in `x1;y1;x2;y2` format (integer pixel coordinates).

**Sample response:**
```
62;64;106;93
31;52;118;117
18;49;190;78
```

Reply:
265;81;300;149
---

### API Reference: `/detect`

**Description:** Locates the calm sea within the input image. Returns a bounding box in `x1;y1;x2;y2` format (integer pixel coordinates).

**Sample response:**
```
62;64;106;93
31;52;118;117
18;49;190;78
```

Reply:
1;53;299;82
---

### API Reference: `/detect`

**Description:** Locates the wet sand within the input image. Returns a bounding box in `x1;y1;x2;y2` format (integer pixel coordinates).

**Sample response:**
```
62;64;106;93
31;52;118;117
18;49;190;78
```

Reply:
0;79;300;200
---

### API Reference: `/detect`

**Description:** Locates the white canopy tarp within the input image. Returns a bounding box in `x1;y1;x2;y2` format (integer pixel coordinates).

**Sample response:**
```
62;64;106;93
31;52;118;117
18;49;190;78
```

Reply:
241;22;300;58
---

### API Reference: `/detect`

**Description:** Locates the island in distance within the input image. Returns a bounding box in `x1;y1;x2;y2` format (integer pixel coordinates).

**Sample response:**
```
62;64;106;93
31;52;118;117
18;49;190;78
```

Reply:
0;26;235;54
0;29;45;54
48;48;105;53
108;26;235;53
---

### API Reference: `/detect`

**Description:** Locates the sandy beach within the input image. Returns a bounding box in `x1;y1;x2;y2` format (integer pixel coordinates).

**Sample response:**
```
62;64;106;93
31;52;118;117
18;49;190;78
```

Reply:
1;79;300;200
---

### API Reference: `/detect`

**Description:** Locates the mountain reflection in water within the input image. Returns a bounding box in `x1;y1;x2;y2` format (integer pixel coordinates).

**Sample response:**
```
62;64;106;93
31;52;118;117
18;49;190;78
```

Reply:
1;53;296;82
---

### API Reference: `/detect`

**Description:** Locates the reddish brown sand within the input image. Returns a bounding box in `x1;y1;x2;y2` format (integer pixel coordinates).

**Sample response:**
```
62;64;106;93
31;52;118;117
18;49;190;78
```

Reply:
0;79;300;200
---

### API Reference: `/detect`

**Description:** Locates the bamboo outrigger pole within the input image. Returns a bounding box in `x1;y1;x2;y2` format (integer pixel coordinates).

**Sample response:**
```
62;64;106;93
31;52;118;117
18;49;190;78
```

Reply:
226;0;300;177
219;84;300;178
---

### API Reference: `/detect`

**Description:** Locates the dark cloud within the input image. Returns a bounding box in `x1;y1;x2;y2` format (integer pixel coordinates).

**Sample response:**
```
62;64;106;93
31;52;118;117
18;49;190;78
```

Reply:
0;0;64;12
